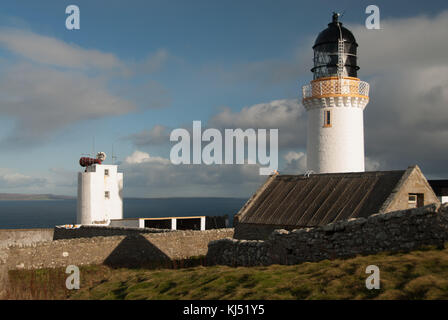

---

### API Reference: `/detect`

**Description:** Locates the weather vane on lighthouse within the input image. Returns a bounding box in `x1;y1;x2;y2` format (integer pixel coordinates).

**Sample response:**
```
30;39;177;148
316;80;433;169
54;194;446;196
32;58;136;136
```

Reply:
302;12;370;174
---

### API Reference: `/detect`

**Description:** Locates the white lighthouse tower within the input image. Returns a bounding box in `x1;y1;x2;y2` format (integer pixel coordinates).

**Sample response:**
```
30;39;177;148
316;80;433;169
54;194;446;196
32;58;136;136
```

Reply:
302;13;370;173
77;152;123;225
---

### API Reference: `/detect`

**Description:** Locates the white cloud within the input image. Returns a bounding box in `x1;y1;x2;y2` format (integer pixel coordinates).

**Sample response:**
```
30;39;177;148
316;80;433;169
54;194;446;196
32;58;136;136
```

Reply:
0;168;45;188
0;28;127;72
209;99;306;148
0;63;136;146
121;150;265;197
0;28;173;147
125;150;170;165
282;151;307;174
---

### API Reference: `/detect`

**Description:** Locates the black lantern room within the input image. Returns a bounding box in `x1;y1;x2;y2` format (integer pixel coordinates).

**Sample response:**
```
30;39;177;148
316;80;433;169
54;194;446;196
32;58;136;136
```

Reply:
311;13;359;80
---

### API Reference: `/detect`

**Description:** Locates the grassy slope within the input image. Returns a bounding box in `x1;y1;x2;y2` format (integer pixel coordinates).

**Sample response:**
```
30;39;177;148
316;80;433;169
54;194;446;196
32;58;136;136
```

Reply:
6;245;448;300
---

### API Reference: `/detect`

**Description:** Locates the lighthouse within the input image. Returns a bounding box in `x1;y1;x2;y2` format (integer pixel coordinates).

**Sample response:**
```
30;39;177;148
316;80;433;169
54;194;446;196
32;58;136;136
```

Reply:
302;13;370;173
77;152;123;225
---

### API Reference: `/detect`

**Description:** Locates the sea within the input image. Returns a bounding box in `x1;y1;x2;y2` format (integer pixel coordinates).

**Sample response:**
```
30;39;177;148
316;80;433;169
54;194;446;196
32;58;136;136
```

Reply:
0;198;247;229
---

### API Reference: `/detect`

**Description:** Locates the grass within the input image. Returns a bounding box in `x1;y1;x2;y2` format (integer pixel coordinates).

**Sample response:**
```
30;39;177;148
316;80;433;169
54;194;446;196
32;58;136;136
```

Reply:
5;245;448;300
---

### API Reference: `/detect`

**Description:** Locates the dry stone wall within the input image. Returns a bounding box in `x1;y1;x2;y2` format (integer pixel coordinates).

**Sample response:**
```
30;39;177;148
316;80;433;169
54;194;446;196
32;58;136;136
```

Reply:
0;228;233;296
207;203;448;266
2;228;234;271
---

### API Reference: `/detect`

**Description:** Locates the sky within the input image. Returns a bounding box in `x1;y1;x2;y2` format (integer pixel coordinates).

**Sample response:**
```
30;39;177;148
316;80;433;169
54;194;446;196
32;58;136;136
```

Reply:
0;0;447;197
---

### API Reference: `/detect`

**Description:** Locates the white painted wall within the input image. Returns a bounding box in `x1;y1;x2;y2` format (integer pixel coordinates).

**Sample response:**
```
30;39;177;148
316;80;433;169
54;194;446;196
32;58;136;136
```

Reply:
77;164;123;225
306;101;366;173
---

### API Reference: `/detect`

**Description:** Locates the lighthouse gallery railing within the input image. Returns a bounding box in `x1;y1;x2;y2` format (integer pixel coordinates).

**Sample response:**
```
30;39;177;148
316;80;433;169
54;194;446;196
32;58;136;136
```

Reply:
302;77;369;100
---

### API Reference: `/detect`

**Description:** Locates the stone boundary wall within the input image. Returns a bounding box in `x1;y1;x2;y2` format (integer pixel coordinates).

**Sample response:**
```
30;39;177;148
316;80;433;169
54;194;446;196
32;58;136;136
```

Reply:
53;225;172;240
0;228;234;296
207;204;448;266
1;228;234;271
0;229;54;249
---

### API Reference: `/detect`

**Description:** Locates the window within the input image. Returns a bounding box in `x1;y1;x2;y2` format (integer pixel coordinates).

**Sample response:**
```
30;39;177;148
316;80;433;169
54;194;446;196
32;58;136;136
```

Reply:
105;191;110;199
104;169;109;176
408;193;424;208
408;194;417;206
323;110;332;127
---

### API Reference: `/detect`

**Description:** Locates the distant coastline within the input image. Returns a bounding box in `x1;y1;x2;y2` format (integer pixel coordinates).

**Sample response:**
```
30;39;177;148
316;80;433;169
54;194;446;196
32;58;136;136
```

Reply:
0;193;75;201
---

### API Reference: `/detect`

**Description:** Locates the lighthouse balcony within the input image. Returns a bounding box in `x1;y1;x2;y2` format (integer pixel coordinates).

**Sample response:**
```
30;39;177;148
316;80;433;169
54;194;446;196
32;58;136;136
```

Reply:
302;77;369;101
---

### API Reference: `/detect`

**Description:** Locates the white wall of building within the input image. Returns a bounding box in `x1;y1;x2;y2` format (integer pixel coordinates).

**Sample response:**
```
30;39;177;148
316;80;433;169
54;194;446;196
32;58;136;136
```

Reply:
77;164;123;225
306;104;365;173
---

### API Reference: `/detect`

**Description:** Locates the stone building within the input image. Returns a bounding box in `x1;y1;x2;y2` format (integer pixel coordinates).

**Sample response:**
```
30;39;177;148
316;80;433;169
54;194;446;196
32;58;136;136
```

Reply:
234;165;439;240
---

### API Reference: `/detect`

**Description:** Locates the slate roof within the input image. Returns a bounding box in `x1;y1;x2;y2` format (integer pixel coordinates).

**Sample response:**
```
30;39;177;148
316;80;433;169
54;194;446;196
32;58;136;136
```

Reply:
237;170;408;228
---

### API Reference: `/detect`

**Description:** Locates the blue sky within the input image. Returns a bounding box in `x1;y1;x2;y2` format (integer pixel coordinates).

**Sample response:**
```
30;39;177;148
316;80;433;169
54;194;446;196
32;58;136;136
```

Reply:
0;0;448;197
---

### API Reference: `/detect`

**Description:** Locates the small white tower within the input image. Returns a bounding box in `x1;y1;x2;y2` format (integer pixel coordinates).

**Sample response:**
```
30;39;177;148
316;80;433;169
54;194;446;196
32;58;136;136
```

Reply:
77;152;123;225
302;13;370;173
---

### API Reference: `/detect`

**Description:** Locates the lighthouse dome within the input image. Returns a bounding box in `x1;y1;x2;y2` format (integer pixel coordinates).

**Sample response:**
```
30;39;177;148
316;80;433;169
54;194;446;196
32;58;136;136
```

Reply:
311;13;359;79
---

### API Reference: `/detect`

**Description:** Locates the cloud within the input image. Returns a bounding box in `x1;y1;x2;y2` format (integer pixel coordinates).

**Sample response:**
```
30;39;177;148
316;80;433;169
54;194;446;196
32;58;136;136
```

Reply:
126;125;171;147
364;65;448;176
47;168;77;188
121;150;265;197
0;28;127;72
0;63;136;146
0;27;174;147
209;99;306;149
349;11;448;76
0;168;46;188
282;151;307;174
125;150;170;165
128;99;306;149
139;49;170;74
118;80;171;110
346;11;448;176
201;57;310;87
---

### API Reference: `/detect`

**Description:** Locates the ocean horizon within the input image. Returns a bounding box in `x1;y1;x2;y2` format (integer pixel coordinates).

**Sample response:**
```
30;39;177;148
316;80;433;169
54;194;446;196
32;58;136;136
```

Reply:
0;197;247;229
